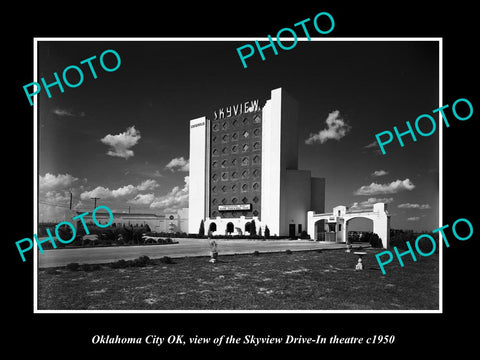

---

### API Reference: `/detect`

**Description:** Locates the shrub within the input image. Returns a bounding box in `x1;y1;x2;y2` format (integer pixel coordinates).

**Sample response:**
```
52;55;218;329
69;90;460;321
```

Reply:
389;230;417;250
159;256;174;264
132;255;152;267
250;220;257;237
80;263;101;272
369;233;383;248
110;259;129;269
253;250;260;256
66;262;80;271
264;226;270;239
300;230;310;240
99;230;116;243
415;234;438;254
56;224;74;243
285;249;293;255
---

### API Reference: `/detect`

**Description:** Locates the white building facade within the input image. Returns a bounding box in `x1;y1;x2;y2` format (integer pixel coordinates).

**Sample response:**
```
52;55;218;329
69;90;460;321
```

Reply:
307;203;391;248
188;88;325;237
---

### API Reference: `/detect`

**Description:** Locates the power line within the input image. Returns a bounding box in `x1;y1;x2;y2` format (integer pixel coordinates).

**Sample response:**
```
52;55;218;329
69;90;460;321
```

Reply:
38;201;71;209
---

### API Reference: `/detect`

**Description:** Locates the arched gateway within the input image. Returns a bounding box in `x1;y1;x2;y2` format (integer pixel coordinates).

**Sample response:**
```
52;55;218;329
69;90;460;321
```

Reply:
307;203;390;248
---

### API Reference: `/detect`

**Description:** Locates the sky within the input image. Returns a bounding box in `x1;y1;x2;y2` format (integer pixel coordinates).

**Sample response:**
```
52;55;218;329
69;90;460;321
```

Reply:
37;39;439;231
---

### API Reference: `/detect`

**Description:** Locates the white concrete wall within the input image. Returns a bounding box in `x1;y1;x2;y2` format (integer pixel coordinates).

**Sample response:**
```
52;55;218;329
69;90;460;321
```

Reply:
373;203;390;248
261;88;301;236
188;116;208;234
307;211;316;239
279;89;299;236
261;90;282;236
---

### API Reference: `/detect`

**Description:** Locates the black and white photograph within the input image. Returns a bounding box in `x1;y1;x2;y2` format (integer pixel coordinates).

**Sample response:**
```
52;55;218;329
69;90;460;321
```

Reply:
6;2;478;356
34;39;440;312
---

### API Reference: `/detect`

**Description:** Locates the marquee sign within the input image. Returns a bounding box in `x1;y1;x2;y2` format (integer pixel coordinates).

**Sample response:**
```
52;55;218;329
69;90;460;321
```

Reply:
218;204;252;211
213;99;259;120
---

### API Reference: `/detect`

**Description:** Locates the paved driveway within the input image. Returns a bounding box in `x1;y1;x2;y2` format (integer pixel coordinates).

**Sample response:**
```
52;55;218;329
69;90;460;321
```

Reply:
38;238;362;268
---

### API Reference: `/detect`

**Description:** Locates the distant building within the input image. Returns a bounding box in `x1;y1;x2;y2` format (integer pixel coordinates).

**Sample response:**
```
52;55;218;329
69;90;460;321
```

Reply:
161;208;189;233
188;88;325;237
76;212;165;232
70;208;189;234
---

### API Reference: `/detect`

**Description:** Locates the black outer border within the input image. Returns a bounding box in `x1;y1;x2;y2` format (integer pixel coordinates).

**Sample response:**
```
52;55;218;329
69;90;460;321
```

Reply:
6;2;478;356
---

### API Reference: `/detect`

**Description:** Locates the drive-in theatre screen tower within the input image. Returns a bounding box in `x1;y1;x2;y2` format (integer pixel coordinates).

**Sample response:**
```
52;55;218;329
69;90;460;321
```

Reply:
188;88;326;238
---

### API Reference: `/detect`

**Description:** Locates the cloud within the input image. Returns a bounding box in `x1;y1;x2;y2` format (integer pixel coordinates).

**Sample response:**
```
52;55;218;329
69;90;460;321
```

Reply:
398;203;431;209
137;179;160;191
39;173;79;191
350;197;394;210
354;178;415;195
100;126;141;159
372;170;388;177
364;140;378;149
80;179;159;200
363;140;383;155
53;108;85;117
43;190;70;203
305;110;351;145
407;217;420;221
165;157;189;172
150;176;189;212
37;174;90;222
128;193;155;205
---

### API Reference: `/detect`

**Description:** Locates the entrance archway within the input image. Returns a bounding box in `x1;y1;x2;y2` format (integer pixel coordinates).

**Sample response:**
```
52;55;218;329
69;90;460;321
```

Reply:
346;217;374;244
308;203;390;248
244;221;251;233
208;222;217;233
226;222;234;234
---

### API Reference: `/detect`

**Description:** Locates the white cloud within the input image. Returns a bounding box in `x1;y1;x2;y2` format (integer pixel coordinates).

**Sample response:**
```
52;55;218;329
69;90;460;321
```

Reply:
100;126;141;159
398;203;431;209
354;178;415;196
53;108;75;117
137;179;160;191
150;176;189;212
111;184;137;198
350;197;394;209
305;110;351;145
80;179;159;200
43;190;70;203
364;140;378;148
53;108;85;117
80;186;116;200
39;173;79;191
372;170;388;177
407;217;420;221
165;157;190;172
128;193;155;205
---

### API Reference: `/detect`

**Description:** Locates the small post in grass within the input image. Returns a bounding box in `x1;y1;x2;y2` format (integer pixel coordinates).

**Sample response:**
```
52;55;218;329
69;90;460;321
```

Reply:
208;231;218;263
354;251;367;270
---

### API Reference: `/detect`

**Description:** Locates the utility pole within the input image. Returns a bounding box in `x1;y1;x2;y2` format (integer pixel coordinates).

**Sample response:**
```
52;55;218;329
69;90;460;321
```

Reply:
69;191;73;210
90;197;100;210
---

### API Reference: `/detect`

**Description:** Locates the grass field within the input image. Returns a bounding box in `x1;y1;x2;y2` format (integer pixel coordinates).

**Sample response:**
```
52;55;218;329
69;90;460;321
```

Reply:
37;248;439;311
